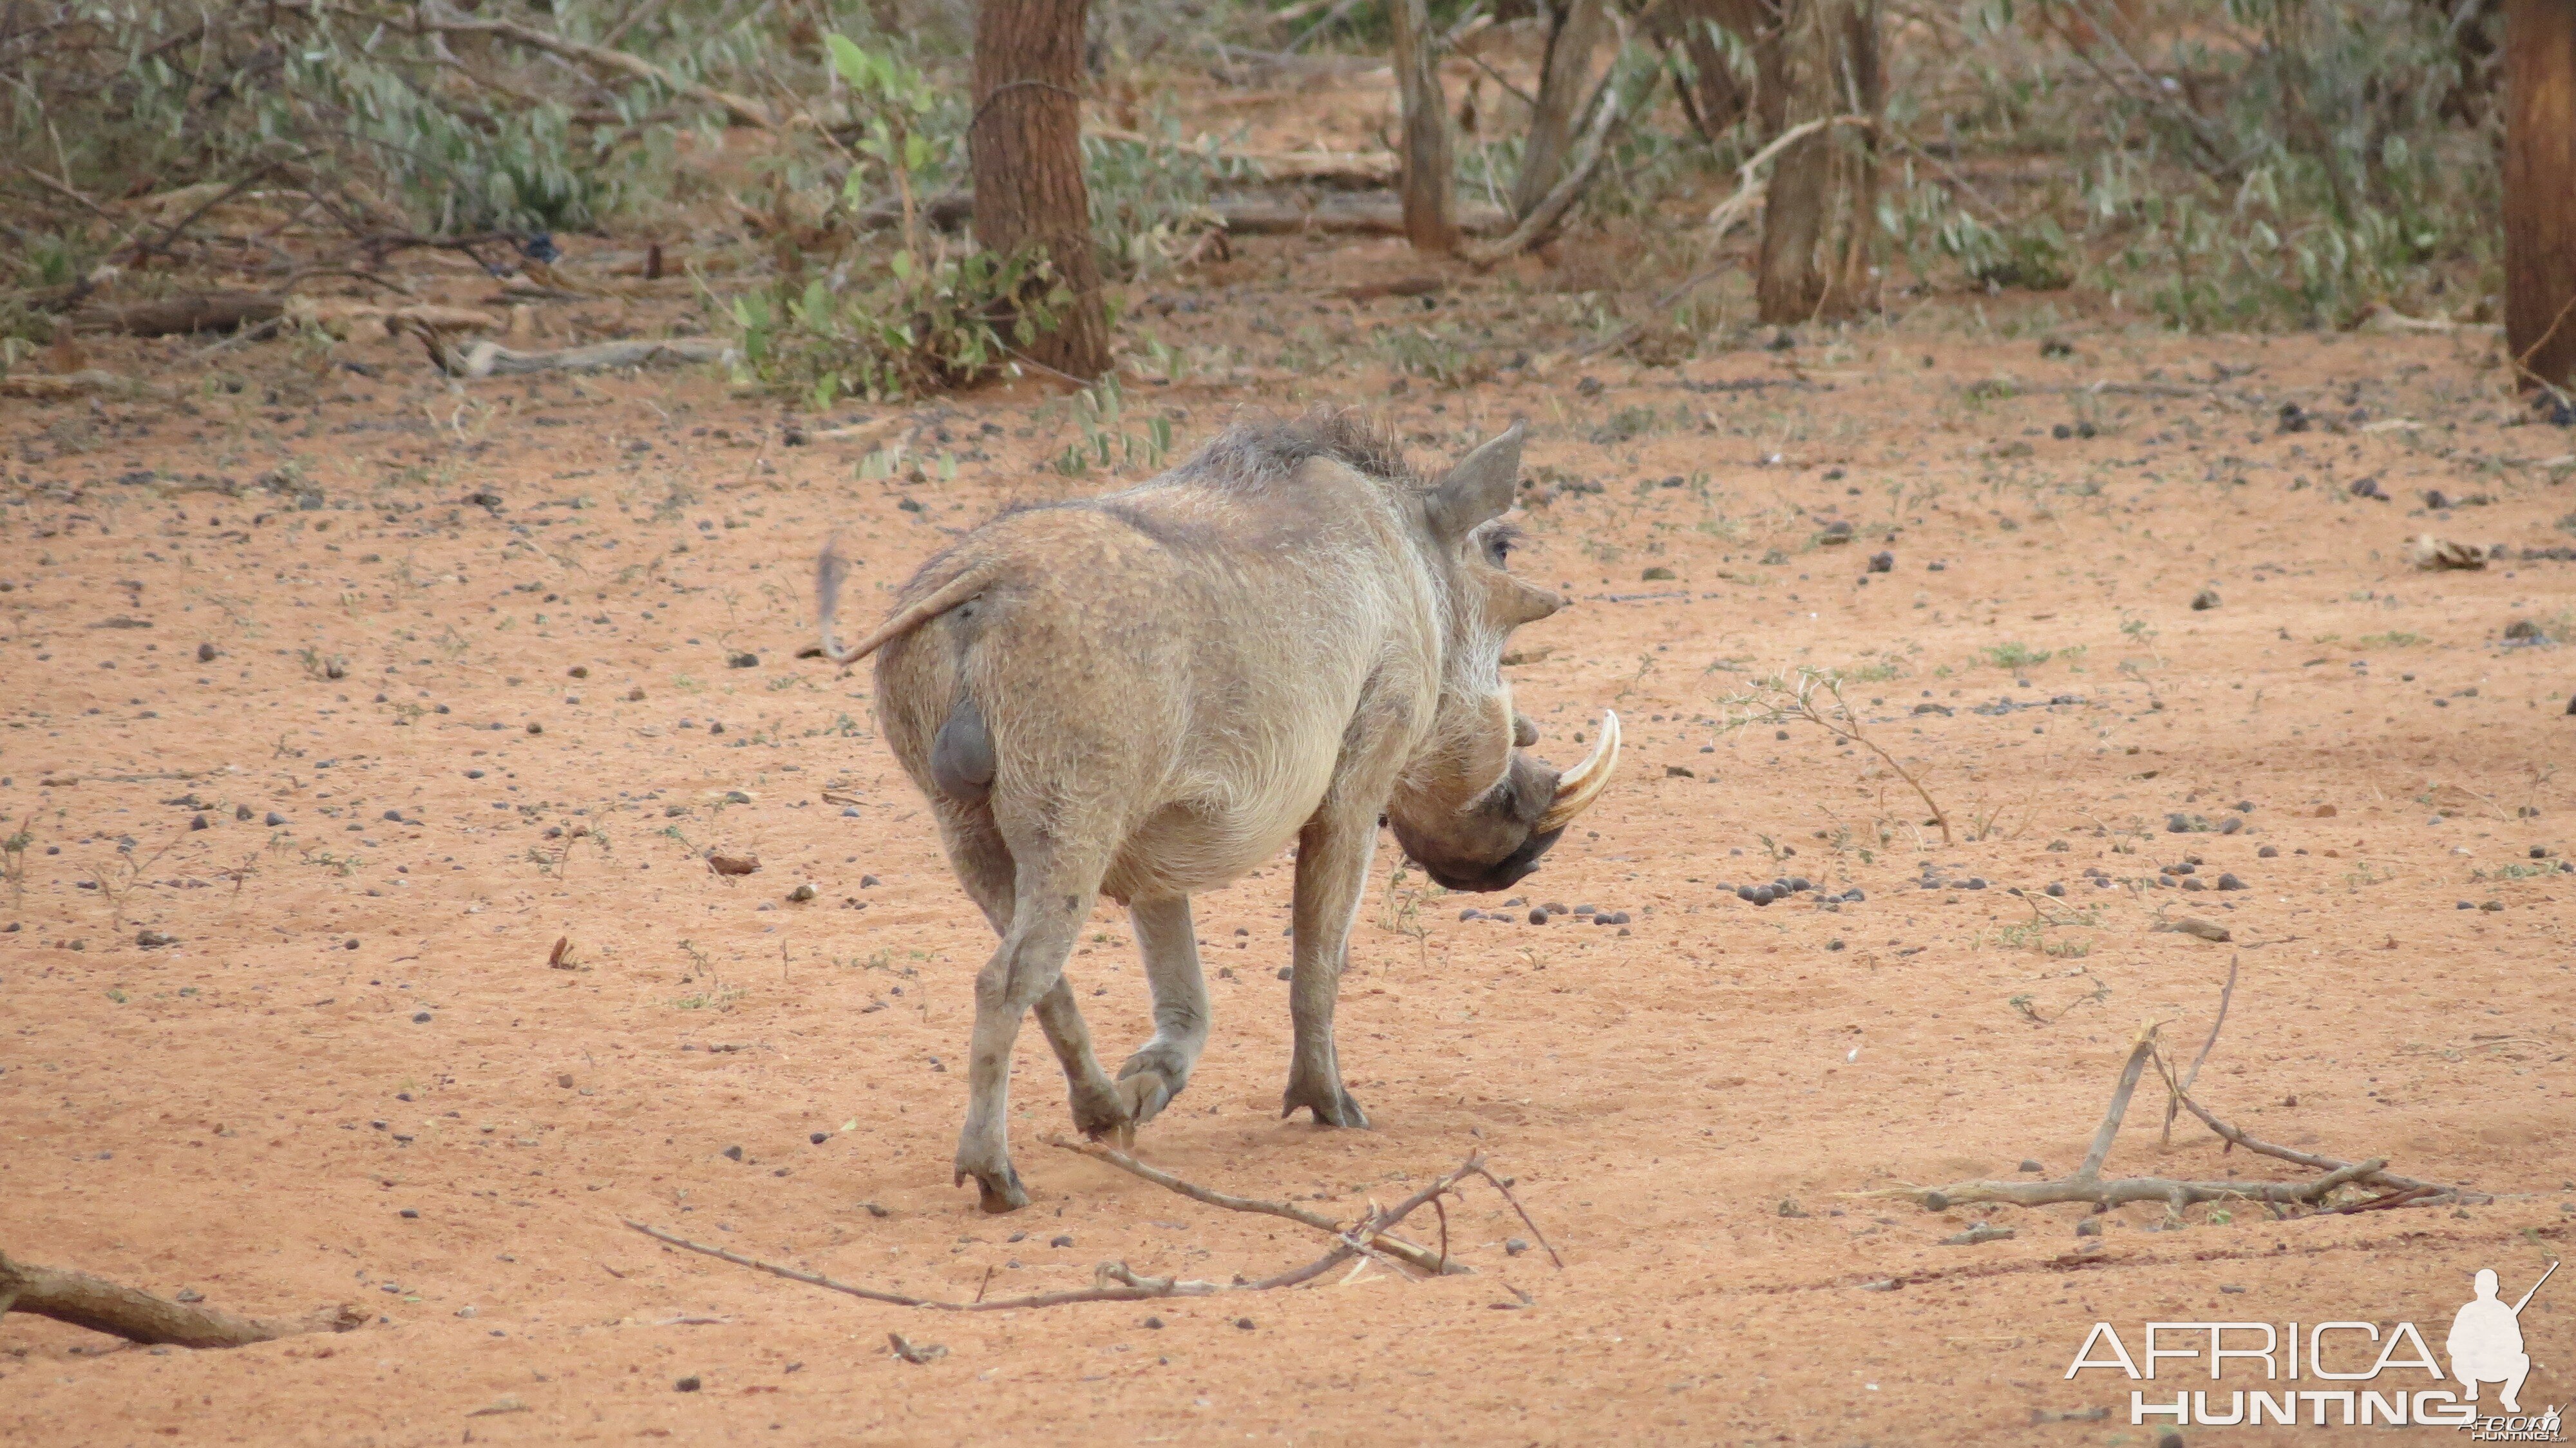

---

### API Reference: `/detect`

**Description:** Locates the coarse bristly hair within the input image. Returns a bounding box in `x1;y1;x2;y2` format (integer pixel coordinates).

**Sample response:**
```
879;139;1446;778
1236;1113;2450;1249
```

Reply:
1173;409;1422;492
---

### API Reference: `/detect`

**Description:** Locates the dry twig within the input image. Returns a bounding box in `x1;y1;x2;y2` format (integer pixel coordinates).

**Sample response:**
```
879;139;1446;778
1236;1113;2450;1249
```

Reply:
623;1146;1558;1312
1041;1134;1475;1276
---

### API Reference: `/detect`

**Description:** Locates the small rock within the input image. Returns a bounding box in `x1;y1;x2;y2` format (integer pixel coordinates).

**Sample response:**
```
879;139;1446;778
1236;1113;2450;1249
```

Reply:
2018;1159;2043;1173
1234;1317;1255;1331
399;1208;419;1219
2190;589;2221;611
263;811;287;827
1276;966;1293;980
707;853;760;875
788;882;817;902
2216;873;2246;890
1050;1235;1074;1248
1868;550;1894;573
674;1375;701;1393
196;642;218;663
1777;1198;1809;1219
811;1131;829;1145
863;1202;891;1219
2258;844;2279;857
1504;1237;1530;1256
1527;908;1548;924
723;1145;744;1161
412;1011;431;1023
569;665;589;678
556;1073;575;1089
136;929;175;948
727;652;759;669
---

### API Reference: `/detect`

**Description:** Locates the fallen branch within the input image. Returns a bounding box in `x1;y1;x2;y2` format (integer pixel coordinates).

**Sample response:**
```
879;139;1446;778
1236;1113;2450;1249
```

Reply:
2162;953;2235;1144
0;1250;362;1349
623;1217;1358;1310
1210;191;1511;237
404;325;728;378
624;1146;1558;1312
70;291;283;337
1857;998;2484;1223
1042;1133;1475;1276
0;370;165;401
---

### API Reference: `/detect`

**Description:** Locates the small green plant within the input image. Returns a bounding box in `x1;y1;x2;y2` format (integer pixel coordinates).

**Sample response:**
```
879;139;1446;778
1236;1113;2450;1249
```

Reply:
1979;641;2055;670
1052;377;1171;477
1;816;31;909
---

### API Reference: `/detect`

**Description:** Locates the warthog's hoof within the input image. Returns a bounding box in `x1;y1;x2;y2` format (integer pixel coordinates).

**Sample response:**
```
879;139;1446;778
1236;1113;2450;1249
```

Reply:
1280;1077;1369;1129
1113;1067;1176;1129
1067;1080;1130;1143
956;1160;1028;1214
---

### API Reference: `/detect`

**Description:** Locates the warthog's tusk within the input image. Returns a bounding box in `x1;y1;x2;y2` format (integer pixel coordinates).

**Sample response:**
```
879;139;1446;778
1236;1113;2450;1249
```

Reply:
1534;710;1620;833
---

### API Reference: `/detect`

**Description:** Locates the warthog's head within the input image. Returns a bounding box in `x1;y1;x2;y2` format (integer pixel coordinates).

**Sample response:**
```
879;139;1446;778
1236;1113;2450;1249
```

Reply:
1387;423;1620;892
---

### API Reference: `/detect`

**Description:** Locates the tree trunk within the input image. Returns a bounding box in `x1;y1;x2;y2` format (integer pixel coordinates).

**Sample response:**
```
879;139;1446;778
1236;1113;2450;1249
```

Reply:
1513;0;1611;218
1754;0;1881;324
970;0;1110;381
1390;0;1459;252
1652;0;1786;142
2505;0;2576;391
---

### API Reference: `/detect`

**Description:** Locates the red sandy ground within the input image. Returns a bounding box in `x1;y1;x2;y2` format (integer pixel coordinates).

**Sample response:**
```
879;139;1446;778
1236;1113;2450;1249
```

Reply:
3;241;2571;1446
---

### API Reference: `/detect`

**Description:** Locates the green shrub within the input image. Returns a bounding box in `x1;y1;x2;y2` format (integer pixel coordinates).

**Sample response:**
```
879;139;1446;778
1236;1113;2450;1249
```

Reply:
730;248;1066;407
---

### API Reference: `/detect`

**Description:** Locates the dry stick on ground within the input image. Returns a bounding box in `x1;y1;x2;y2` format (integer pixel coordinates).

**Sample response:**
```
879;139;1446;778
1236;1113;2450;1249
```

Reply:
1045;1134;1488;1276
625;1217;1361;1309
2161;953;2236;1144
0;1250;361;1349
624;1147;1558;1311
1856;1017;2479;1223
1848;1024;2391;1218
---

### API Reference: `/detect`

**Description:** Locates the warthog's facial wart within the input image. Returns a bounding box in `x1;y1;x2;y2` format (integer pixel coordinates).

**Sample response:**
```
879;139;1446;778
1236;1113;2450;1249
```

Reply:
1385;424;1620;891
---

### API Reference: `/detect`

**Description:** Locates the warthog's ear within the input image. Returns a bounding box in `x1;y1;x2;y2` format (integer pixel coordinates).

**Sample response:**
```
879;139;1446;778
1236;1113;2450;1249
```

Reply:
1425;422;1524;542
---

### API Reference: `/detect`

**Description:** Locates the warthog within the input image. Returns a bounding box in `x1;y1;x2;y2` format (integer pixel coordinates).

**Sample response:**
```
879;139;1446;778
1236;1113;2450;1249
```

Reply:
815;412;1619;1211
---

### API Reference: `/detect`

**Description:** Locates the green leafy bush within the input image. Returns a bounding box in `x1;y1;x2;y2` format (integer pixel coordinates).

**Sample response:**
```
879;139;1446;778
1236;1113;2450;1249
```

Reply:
730;249;1066;407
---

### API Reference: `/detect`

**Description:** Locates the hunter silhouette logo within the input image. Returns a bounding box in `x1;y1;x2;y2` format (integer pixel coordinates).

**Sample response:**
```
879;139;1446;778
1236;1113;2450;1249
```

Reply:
2063;1260;2561;1434
2451;1263;2553;1419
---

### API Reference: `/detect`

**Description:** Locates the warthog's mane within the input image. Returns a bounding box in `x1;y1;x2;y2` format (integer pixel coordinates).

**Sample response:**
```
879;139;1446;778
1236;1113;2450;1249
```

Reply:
1168;410;1422;493
896;412;1423;596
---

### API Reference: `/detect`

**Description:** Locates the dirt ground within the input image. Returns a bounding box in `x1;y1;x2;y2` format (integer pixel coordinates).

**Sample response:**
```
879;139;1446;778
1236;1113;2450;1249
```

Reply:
4;230;2574;1447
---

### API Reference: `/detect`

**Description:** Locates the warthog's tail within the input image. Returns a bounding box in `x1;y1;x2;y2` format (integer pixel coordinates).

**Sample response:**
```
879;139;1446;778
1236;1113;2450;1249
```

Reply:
815;537;998;668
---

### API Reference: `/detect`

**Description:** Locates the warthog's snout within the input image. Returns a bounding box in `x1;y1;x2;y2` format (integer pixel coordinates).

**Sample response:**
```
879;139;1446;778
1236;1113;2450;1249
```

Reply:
1392;711;1621;891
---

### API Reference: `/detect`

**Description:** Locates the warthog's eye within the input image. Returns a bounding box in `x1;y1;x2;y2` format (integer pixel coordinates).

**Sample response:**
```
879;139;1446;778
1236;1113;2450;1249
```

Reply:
1484;532;1514;566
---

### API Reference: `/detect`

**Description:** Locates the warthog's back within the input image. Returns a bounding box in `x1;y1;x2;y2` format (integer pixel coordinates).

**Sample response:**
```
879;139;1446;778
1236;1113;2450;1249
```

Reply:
872;433;1445;898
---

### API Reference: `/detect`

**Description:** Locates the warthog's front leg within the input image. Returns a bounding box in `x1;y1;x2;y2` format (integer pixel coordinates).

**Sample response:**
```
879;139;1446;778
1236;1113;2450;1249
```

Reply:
956;872;1097;1212
1115;894;1210;1131
1280;808;1376;1128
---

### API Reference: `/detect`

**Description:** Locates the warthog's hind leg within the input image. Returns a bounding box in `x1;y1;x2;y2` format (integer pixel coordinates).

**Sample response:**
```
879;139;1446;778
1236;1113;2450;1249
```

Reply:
1115;894;1211;1132
1280;808;1374;1129
1032;977;1128;1142
935;805;1126;1152
954;848;1103;1213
